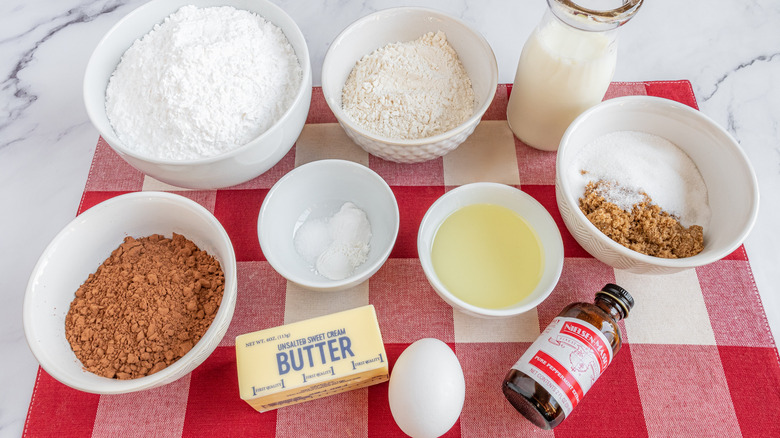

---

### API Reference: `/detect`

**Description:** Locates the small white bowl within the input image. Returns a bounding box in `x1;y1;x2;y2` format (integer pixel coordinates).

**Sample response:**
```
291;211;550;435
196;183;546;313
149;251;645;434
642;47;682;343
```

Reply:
23;192;237;394
258;159;399;291
556;96;760;274
417;183;564;318
321;7;498;163
83;0;312;189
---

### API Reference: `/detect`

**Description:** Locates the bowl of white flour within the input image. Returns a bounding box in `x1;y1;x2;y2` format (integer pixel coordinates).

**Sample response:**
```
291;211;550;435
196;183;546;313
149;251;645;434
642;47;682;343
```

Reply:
321;8;498;164
84;0;311;189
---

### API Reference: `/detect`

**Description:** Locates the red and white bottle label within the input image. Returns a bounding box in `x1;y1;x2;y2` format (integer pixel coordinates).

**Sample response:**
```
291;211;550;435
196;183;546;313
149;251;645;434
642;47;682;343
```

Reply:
511;317;613;416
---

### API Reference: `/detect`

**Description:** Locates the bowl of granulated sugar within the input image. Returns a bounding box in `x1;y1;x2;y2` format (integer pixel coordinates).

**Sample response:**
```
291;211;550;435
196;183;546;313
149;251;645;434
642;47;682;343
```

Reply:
321;7;498;163
556;96;759;275
83;0;311;189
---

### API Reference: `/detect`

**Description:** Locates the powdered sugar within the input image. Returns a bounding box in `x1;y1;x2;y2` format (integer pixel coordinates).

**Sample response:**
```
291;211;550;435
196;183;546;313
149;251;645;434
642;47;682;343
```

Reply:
341;31;475;140
105;5;301;160
574;130;710;228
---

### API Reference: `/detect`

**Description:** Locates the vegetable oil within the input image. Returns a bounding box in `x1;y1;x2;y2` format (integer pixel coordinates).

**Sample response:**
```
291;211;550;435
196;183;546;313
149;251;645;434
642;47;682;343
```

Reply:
431;203;543;309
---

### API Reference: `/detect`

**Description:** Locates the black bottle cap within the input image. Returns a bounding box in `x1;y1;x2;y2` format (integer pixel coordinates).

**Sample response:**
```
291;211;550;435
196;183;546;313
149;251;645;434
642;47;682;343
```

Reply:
596;283;634;317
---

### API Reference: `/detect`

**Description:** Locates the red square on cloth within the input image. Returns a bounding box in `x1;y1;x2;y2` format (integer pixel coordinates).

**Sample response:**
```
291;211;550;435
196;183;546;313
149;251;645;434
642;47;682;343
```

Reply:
537;257;617;327
483;85;510;121
521;184;593;259
554;343;646;437
719;345;780;437
387;185;446;259
645;81;698;109
183;347;277;437
83;139;145;192
697;260;776;347
720;245;749;261
79;190;217;215
24;369;100;436
213;189;268;262
306;88;338;124
78;190;133;214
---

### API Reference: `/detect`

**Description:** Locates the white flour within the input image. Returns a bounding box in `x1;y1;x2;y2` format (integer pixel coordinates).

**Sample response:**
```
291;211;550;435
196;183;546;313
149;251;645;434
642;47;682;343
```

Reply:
105;6;302;160
342;31;475;140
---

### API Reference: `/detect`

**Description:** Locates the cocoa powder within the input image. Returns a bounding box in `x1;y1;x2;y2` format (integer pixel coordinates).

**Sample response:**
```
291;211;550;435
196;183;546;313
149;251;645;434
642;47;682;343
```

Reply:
65;233;224;379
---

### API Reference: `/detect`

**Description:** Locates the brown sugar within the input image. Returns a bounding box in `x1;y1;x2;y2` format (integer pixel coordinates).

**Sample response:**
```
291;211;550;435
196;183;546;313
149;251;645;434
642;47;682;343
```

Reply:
64;233;224;379
579;180;704;258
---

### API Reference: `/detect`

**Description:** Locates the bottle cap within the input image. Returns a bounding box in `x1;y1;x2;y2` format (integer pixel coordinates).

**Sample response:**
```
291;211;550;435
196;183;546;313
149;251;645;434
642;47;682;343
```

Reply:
596;283;634;317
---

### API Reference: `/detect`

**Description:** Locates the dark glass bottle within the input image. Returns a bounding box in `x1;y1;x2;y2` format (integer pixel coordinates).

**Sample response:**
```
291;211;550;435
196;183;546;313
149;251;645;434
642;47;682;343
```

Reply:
502;283;634;429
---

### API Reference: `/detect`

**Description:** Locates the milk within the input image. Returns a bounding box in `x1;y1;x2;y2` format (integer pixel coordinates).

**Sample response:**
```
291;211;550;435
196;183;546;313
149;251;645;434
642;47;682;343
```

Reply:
507;12;617;151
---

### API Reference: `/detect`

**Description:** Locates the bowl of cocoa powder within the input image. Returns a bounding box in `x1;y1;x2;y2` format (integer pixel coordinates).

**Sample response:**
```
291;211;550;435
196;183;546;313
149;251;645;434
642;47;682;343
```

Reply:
23;192;237;393
556;96;759;275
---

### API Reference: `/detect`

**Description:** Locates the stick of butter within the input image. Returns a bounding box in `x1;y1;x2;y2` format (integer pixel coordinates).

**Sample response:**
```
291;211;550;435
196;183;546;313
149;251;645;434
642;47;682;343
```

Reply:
235;305;388;412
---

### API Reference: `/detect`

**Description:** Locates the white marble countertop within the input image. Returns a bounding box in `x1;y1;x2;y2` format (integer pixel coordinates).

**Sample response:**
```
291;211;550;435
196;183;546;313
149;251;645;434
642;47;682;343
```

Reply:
1;0;778;436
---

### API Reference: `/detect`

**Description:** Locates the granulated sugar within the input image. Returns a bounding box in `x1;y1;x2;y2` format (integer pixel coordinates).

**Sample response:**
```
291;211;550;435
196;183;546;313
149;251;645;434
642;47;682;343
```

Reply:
574;131;710;228
105;6;301;160
341;31;474;140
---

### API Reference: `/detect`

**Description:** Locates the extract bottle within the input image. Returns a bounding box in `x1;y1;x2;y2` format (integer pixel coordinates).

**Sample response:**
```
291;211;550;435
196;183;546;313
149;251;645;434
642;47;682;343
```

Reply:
502;283;634;429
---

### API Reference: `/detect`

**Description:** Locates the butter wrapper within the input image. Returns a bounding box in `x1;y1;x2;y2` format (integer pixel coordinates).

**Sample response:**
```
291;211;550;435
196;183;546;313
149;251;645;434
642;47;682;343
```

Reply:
235;305;388;412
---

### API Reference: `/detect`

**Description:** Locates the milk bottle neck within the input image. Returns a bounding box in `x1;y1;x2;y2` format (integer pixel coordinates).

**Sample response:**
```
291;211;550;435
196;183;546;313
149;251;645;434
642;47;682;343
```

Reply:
546;0;642;33
534;9;618;62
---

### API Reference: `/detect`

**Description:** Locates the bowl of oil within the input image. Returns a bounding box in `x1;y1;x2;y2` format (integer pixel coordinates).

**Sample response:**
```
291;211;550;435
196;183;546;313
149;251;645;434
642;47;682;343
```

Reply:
417;183;564;318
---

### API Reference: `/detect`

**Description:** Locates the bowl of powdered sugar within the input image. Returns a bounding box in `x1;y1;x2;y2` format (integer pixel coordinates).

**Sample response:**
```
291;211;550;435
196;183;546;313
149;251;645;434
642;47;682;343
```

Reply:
556;96;759;275
84;0;311;189
321;7;498;163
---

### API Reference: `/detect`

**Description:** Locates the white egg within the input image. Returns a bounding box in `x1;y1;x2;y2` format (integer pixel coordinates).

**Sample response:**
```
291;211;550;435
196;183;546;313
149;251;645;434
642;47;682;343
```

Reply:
388;338;466;438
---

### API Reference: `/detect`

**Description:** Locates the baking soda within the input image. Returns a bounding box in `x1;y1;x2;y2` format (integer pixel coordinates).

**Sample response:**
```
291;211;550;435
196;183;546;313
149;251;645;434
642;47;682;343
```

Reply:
573;131;710;228
294;202;372;281
105;6;301;160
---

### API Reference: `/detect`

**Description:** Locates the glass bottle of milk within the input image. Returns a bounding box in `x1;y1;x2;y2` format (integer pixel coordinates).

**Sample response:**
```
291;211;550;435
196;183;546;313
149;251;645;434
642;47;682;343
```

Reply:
506;0;642;151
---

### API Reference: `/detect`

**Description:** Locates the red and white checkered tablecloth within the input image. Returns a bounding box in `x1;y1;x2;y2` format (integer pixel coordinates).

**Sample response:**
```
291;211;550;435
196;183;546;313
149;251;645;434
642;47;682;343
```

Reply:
24;81;780;437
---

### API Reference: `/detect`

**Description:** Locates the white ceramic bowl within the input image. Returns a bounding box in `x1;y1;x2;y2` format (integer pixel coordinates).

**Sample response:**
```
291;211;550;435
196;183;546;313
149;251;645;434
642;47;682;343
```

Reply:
417;183;564;318
23;192;237;394
321;7;498;163
83;0;312;189
258;159;400;291
556;96;760;274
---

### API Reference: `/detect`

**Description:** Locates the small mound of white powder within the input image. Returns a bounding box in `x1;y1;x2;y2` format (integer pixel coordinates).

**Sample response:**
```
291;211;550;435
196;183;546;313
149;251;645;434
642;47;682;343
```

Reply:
105;6;302;160
293;202;372;281
341;31;475;140
573;130;710;228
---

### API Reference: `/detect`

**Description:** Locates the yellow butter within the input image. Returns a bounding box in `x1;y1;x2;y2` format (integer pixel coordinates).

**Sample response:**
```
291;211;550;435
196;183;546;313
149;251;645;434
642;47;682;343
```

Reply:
235;305;388;412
